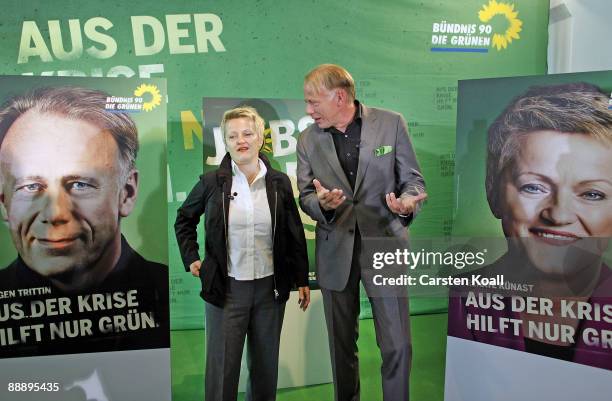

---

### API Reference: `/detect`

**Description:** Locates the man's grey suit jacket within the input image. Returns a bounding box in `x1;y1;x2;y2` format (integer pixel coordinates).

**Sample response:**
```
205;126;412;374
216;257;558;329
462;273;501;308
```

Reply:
297;104;425;291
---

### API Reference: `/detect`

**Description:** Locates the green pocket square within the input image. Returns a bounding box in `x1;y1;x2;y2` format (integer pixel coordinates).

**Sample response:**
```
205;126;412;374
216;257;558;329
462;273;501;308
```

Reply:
374;145;393;157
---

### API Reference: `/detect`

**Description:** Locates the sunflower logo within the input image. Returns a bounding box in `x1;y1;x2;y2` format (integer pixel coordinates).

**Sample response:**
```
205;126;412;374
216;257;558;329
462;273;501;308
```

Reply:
262;127;274;153
134;84;162;112
478;0;522;51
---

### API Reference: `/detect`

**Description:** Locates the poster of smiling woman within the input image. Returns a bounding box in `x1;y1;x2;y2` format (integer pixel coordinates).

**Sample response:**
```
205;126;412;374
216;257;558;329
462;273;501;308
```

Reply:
445;71;612;401
0;76;170;401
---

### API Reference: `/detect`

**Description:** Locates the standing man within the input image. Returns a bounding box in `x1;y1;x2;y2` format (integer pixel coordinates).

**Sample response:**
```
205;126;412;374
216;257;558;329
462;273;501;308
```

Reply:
297;64;427;401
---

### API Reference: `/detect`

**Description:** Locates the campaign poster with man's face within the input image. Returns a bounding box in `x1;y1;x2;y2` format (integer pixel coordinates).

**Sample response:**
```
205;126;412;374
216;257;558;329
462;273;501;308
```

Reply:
0;76;170;401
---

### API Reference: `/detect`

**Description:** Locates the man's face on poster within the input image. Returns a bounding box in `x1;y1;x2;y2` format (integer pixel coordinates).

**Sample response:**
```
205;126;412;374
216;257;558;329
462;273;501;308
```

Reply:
0;110;138;280
499;130;612;277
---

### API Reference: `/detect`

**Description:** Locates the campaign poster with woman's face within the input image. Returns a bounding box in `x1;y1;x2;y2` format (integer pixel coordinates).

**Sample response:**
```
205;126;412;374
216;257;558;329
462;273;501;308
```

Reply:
446;71;612;401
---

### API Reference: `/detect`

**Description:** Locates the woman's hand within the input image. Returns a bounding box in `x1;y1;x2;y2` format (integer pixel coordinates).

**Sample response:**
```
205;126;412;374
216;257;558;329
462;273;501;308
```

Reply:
189;260;202;277
298;286;310;311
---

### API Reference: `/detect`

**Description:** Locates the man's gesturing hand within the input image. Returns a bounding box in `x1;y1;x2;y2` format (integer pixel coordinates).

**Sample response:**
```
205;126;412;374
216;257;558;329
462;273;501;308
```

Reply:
314;179;346;211
385;192;428;216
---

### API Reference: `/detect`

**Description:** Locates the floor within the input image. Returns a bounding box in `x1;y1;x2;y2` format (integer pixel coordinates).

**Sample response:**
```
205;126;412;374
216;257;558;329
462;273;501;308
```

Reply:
170;312;448;401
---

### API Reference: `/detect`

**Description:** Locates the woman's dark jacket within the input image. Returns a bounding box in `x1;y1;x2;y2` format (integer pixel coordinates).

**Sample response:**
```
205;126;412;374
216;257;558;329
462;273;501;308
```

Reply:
174;153;309;307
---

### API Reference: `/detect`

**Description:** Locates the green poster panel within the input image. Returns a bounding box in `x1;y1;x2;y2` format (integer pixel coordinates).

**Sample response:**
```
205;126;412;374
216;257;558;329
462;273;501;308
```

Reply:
0;75;170;401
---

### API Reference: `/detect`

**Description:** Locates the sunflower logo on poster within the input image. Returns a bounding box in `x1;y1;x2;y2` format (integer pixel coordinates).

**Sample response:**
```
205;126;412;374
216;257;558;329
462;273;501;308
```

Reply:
104;84;162;113
430;0;522;52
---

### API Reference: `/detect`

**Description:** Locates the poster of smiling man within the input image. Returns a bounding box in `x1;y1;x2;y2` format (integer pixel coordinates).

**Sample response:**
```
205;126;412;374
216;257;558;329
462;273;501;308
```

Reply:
0;76;170;401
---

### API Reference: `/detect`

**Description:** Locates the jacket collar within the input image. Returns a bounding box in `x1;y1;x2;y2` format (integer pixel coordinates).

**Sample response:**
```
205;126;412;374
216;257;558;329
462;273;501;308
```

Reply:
216;152;282;246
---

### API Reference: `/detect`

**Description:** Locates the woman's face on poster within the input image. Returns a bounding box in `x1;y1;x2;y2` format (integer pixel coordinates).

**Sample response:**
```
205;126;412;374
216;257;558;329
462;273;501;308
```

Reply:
499;130;612;276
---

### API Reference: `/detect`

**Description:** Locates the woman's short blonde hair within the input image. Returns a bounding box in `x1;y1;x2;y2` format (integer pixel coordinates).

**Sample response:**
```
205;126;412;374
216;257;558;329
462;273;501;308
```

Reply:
486;82;612;217
220;106;265;141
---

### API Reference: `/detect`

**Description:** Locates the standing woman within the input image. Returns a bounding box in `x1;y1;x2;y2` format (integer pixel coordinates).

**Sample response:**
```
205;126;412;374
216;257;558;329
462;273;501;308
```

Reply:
175;106;310;401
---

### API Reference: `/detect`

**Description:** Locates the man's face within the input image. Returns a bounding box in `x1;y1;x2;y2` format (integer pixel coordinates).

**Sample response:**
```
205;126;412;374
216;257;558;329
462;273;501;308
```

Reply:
224;117;263;165
0;111;137;280
500;131;612;277
304;85;343;129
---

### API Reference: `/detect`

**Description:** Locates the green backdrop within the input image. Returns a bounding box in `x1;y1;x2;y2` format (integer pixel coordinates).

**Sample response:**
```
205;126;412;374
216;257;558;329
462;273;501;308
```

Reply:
0;0;549;329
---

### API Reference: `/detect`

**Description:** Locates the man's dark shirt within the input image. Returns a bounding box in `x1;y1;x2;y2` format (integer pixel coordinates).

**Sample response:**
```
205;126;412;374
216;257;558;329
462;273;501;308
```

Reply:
0;236;169;358
326;100;363;190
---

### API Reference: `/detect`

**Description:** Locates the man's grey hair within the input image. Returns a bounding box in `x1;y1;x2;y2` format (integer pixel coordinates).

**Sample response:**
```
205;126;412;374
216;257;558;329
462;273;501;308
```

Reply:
0;86;139;180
